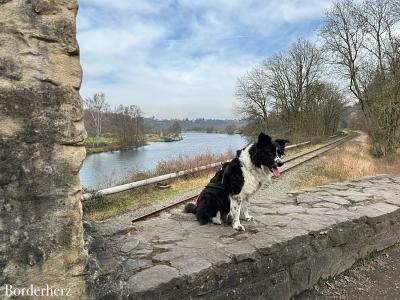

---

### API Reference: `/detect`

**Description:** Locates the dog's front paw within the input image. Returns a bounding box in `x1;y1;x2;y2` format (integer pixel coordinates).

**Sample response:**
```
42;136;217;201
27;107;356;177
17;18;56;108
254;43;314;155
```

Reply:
211;217;222;225
232;222;245;231
240;214;255;221
244;215;255;222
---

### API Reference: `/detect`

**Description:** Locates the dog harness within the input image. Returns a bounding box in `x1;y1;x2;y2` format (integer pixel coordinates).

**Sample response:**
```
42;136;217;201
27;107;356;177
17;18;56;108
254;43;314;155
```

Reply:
195;182;226;207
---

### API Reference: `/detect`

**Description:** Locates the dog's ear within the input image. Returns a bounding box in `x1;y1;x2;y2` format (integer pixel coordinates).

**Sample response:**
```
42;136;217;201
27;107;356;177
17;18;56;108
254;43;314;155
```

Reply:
275;139;290;149
257;133;272;147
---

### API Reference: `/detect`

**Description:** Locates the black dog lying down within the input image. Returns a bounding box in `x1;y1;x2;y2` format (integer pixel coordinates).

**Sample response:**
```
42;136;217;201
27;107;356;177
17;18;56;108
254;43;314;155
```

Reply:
184;162;234;225
185;133;289;231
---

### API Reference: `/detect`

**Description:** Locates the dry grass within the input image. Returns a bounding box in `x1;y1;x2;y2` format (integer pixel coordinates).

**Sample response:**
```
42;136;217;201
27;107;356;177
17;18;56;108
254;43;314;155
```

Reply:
129;152;234;182
84;174;213;220
96;152;235;188
303;132;400;188
374;151;400;174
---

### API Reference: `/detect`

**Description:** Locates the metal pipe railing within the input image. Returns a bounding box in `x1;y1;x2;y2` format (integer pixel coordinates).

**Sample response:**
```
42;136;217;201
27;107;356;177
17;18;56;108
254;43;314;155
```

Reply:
81;160;230;201
286;141;310;149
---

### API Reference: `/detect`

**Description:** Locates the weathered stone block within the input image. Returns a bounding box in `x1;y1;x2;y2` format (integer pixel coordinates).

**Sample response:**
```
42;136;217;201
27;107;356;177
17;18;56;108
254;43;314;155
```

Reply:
127;265;180;295
368;203;399;214
170;256;212;276
0;1;87;298
0;57;22;80
120;238;140;253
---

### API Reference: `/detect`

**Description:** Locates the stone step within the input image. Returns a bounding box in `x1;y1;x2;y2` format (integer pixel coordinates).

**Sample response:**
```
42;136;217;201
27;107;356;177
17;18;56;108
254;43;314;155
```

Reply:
87;174;400;299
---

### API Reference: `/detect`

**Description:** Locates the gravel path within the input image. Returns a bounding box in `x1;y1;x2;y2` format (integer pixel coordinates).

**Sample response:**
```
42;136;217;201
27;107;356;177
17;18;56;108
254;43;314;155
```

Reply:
296;243;400;300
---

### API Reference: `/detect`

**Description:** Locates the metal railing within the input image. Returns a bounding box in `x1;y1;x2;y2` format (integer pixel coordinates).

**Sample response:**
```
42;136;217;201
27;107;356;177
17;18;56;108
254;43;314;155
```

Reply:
81;135;340;201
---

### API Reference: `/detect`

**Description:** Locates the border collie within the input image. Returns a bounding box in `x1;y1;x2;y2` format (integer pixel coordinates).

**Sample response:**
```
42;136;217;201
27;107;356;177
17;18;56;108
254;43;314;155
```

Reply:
185;133;289;231
224;133;289;231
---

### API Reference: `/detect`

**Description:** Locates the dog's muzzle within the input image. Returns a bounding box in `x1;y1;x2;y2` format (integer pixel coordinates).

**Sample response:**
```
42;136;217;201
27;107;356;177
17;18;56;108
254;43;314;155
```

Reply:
275;156;284;167
270;156;284;178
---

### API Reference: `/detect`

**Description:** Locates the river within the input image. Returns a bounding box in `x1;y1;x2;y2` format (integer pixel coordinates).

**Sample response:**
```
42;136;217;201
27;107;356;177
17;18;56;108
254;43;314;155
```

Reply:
79;132;247;189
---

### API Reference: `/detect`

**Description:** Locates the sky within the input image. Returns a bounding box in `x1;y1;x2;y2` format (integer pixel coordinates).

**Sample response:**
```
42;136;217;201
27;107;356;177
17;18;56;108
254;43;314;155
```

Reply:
77;0;334;119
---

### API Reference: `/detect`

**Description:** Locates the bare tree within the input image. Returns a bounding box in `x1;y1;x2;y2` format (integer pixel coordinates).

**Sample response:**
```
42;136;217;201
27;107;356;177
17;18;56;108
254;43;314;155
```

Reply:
359;0;399;75
165;121;182;136
235;66;271;123
225;122;237;135
84;92;109;137
111;105;144;147
265;39;324;135
304;83;346;136
235;39;345;140
320;0;366;106
321;0;400;156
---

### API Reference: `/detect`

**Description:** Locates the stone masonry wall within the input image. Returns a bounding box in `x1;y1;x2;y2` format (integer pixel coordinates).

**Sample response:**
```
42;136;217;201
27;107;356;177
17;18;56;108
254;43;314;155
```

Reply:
87;175;400;299
0;1;87;297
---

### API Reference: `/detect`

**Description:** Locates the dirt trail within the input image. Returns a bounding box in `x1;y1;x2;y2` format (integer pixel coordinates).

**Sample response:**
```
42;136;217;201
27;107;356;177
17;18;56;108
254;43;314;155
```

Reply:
296;243;400;300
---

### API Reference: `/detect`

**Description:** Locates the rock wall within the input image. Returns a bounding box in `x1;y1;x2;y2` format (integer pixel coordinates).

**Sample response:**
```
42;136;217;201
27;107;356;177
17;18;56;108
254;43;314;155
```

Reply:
0;1;87;297
87;175;400;299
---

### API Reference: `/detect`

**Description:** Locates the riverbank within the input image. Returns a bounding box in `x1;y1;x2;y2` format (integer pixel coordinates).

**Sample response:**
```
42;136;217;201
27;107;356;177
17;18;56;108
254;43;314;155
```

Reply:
86;144;143;154
85;134;184;154
85;136;120;154
85;135;157;154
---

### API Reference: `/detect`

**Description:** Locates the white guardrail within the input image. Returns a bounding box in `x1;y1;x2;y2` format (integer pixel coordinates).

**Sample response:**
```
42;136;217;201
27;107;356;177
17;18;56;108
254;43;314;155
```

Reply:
81;134;341;201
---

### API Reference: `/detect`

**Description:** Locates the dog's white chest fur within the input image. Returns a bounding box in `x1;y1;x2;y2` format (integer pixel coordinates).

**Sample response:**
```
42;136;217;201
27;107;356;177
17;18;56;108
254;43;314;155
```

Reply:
238;146;271;198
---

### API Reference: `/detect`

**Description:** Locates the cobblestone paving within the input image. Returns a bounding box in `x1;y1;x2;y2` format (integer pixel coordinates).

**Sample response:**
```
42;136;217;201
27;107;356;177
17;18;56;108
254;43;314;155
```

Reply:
86;175;400;299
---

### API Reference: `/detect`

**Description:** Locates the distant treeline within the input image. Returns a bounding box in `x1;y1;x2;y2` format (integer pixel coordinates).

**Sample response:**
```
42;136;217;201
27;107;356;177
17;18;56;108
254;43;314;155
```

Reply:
144;118;244;134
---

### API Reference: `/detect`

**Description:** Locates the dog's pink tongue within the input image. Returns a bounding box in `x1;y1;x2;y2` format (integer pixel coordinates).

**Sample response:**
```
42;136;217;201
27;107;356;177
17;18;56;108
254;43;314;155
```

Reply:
272;167;280;177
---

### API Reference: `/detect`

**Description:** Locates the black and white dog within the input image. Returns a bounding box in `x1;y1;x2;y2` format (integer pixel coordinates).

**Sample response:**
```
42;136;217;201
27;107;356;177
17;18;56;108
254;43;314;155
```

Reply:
224;133;289;231
185;133;289;231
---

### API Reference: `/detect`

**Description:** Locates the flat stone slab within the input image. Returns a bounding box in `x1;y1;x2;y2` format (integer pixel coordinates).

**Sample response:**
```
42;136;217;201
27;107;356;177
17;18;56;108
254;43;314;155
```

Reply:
86;175;400;299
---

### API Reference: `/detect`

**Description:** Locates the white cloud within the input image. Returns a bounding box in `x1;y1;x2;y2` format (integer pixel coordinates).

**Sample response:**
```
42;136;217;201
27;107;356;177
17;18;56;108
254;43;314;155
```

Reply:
80;0;167;14
77;0;334;118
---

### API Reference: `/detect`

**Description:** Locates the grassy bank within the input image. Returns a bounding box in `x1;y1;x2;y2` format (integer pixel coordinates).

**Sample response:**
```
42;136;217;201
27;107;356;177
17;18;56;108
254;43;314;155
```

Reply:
85;136;121;154
145;133;164;143
85;134;182;154
85;136;117;147
85;135;156;154
84;176;211;220
303;132;400;188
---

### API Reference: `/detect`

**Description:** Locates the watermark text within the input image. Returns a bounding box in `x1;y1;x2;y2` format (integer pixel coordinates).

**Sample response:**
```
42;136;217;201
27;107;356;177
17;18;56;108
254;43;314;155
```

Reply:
1;284;72;297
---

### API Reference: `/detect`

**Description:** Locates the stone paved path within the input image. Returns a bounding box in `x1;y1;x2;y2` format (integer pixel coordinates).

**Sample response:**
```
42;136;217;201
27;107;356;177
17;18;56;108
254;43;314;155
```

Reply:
86;175;400;299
